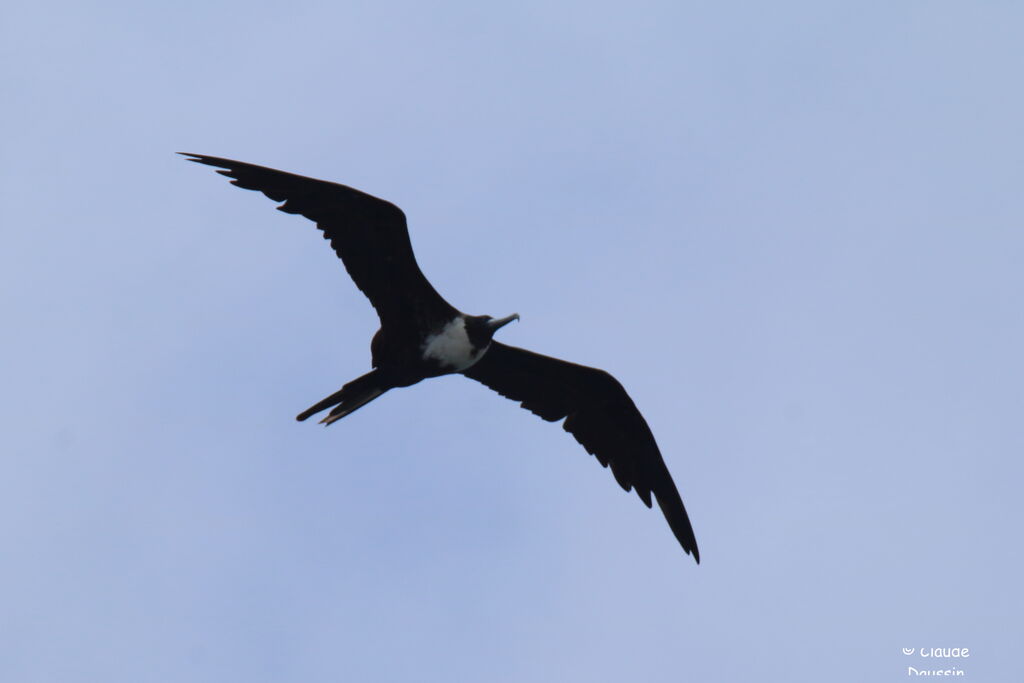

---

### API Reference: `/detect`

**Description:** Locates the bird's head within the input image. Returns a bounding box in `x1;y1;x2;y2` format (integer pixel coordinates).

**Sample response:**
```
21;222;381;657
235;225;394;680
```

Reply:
466;313;520;346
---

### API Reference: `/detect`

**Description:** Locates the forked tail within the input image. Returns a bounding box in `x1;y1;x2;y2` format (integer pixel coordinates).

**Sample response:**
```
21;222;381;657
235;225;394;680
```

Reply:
296;370;389;425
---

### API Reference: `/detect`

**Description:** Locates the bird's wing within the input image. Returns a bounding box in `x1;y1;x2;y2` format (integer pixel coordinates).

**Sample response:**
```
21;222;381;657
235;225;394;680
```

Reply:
463;342;699;561
182;154;457;330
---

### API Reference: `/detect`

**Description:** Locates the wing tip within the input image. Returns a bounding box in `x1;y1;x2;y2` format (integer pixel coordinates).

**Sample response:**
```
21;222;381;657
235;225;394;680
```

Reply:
178;152;231;169
652;487;700;564
679;526;700;564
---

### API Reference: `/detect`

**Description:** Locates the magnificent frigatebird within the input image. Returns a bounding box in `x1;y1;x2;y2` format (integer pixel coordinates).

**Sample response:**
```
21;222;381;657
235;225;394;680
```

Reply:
182;153;699;562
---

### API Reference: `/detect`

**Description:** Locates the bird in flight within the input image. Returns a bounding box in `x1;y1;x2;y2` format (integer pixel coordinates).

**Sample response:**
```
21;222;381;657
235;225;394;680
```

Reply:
182;153;699;562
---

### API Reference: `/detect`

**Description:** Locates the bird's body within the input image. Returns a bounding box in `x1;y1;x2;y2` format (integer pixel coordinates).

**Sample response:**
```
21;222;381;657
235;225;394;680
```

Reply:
183;153;700;562
419;315;510;373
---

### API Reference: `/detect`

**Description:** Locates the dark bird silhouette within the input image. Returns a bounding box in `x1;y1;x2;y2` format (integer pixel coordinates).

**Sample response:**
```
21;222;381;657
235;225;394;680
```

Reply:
182;153;699;562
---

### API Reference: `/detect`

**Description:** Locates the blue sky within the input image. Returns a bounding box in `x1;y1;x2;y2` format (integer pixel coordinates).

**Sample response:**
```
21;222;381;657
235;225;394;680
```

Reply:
3;1;1022;681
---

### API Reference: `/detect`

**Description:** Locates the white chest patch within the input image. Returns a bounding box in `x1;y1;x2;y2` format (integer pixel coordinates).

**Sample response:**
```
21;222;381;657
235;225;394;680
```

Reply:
421;317;487;371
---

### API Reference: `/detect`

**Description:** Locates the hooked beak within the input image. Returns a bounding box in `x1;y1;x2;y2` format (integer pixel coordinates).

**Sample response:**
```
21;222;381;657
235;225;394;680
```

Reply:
487;313;520;331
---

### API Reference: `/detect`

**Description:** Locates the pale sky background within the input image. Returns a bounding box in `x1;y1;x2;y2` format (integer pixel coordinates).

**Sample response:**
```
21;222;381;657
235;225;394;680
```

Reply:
3;1;1022;681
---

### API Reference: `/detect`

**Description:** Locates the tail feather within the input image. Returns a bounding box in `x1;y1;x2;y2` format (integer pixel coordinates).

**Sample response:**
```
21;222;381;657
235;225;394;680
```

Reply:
295;370;388;424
